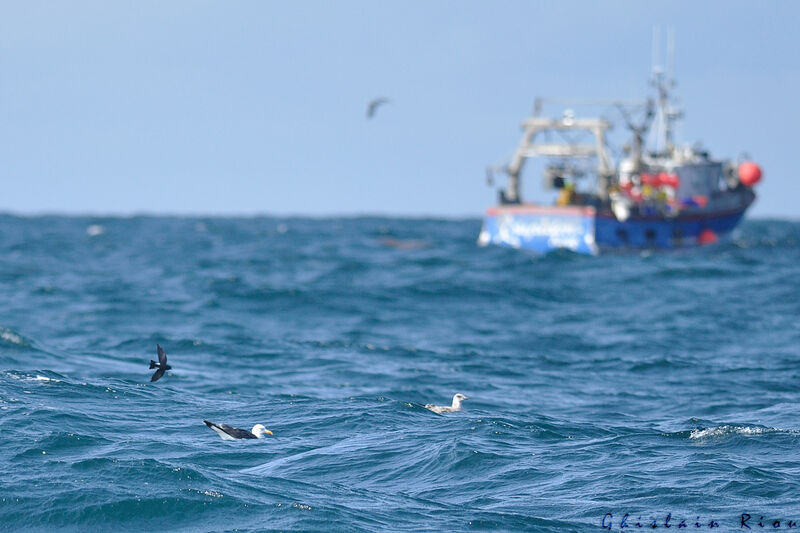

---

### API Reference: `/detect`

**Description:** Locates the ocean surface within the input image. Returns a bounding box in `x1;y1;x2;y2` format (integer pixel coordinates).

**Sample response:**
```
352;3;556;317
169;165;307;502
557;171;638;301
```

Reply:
1;215;799;532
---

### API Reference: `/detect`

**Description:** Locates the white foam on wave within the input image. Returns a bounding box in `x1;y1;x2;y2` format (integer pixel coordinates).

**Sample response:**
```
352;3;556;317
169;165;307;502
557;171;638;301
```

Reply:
689;425;798;439
34;375;61;383
4;372;62;384
86;224;106;237
0;328;24;345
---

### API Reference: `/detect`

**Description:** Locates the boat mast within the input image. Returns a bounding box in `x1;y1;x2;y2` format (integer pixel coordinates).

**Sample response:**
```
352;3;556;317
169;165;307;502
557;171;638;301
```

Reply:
617;100;655;173
650;27;682;156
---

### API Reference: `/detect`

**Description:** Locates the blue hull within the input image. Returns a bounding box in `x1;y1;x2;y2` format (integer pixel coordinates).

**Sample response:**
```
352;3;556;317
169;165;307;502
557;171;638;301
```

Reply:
479;204;750;255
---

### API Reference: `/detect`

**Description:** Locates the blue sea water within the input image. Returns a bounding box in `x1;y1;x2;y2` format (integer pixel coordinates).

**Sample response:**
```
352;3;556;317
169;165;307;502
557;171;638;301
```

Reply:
0;215;799;532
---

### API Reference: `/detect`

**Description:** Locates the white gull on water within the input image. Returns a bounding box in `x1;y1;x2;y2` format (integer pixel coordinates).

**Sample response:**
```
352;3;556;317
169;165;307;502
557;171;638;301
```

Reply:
425;393;468;414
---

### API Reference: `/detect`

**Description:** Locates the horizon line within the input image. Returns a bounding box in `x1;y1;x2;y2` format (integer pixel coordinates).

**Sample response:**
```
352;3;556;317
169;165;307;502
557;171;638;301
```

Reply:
0;209;484;221
0;209;796;223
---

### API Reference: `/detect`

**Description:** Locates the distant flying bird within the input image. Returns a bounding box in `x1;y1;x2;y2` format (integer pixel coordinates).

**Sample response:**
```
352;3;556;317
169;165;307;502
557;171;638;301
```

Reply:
149;344;171;382
204;420;273;440
425;393;469;414
366;97;390;119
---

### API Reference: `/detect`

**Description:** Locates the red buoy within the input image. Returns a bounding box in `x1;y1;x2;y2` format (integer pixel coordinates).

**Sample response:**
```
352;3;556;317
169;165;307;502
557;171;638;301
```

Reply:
661;173;680;189
640;173;658;186
698;229;718;245
738;161;762;187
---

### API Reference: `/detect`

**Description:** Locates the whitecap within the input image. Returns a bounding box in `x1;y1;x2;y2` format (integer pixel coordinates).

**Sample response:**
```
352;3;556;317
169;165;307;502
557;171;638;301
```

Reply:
4;371;63;384
34;375;61;383
86;224;106;237
689;425;796;439
0;328;24;345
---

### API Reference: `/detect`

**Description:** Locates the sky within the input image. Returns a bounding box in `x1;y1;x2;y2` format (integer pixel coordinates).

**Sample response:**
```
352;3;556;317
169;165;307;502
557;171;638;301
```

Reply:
0;1;797;218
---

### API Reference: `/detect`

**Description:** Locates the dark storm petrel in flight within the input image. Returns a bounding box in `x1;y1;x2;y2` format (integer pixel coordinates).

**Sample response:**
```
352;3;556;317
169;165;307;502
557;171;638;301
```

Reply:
149;344;171;382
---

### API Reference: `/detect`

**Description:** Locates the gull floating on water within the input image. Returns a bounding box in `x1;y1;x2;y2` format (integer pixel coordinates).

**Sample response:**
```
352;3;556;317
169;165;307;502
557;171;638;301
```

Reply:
149;344;171;382
425;393;469;414
204;420;273;440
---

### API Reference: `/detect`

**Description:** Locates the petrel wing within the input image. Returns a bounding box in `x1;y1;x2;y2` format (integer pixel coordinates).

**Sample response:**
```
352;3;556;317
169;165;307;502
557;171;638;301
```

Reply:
151;367;166;382
157;344;167;366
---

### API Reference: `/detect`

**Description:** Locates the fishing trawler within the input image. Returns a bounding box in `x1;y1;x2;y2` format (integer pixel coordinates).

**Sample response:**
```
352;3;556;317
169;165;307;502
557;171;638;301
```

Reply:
478;69;762;255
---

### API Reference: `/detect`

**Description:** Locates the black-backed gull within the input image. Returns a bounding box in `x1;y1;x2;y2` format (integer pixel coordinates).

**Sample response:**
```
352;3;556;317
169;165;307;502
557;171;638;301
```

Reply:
204;420;273;440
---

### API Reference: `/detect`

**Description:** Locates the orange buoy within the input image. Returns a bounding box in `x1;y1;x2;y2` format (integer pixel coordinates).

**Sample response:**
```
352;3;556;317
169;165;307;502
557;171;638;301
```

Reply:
738;161;762;187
